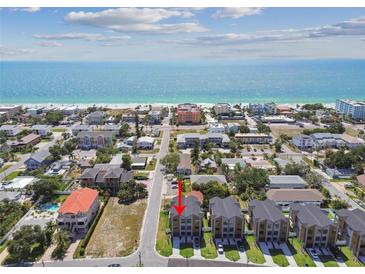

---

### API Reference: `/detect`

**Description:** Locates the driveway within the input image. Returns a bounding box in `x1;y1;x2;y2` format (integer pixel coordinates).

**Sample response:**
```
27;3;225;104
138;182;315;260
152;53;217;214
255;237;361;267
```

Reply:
192;237;203;260
172;237;180;257
313;248;325;267
277;242;297;267
258;242;275;266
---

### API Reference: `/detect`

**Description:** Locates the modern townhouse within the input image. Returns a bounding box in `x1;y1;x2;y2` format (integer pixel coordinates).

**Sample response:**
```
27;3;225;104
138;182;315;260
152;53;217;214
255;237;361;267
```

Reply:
176;153;192;178
292;135;314;150
86;111;107;125
137;136;155;150
336;99;365;121
267;189;324;210
213;103;231;116
148;110;161;124
57;188;100;233
0;125;22;136
25;149;52;170
170;195;203;241
77;131;113;149
78;164;132;194
247;199;289;243
31;124;52;136
176;103;201;125
289;204;337;248
209;196;244;240
336;208;365;258
176;133;230;149
268;175;308;189
235;133;272;144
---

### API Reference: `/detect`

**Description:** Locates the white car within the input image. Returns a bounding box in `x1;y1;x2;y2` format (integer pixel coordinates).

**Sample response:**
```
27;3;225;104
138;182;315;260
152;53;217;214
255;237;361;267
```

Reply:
217;244;224;254
307;248;319;259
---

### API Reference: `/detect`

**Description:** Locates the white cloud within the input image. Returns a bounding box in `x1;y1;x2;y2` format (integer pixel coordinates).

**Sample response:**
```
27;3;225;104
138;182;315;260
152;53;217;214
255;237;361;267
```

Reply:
0;46;34;56
32;33;131;42
64;8;208;34
37;41;63;47
212;8;262;19
170;16;365;46
11;7;40;13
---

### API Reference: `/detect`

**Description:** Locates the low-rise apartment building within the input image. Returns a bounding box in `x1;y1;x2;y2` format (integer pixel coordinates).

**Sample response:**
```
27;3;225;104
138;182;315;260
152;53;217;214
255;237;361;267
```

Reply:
137;136;155;150
209;196;244;240
0;125;22;136
177;103;201;125
289;204;337;248
213;103;231;115
336;208;365;258
248;199;289;243
235;133;272;144
31;125;52;136
207;123;226;134
267;189;324;210
177;133;230;149
78;164;132;194
57;188;100;233
11;133;41;151
170;196;203;241
291;135;314;150
268;175;308;189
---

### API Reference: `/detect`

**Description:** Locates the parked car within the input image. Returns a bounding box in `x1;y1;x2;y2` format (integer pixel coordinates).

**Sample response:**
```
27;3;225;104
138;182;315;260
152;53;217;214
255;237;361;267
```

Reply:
217;244;224;254
237;241;244;252
108;264;121;267
307;248;319;260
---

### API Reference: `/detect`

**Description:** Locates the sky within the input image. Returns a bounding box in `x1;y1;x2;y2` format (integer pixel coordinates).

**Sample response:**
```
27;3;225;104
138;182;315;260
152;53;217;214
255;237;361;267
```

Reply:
1;7;365;61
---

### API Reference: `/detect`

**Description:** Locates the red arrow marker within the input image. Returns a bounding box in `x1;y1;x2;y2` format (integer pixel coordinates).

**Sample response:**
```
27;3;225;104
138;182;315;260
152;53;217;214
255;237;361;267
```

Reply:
173;179;186;216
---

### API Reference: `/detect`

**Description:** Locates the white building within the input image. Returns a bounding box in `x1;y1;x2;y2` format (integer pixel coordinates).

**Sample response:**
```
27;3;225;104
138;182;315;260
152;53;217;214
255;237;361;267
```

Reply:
137;136;155;149
213;103;231;115
208;123;226;134
292;135;314;150
57;188;100;233
0;125;22;136
31;125;52;136
336;99;365;121
225;123;240;134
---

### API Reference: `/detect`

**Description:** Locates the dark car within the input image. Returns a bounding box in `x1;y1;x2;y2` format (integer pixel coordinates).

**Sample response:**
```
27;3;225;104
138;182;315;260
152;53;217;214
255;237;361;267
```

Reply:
108;264;121;267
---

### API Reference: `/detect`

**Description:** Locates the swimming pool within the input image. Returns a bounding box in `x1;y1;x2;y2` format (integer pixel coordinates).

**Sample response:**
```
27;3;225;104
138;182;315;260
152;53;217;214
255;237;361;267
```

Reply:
40;203;60;212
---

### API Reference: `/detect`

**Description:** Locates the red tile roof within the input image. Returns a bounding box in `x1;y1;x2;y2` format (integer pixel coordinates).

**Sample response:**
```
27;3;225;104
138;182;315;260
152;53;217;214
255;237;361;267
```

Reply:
59;188;98;215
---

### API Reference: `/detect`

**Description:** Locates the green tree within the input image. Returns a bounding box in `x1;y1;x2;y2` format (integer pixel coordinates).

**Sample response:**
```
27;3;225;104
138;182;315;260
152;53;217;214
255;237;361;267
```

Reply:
191;142;200;165
135;113;141;138
45;111;64;126
161;153;180;173
233;167;269;197
51;229;71;259
121;154;132;170
257;123;271;134
119;124;130;138
192;181;230;209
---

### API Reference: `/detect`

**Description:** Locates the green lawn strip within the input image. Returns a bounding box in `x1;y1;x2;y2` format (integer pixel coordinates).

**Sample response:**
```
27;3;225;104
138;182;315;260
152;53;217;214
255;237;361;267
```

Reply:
200;218;217;259
5;171;21;180
52;128;67;132
180;243;194;258
156;211;172;257
0;164;11;173
244;236;265;264
287;238;316;267
269;248;289;267
319;255;339;267
145;158;157;171
224;246;240;262
338;246;364;267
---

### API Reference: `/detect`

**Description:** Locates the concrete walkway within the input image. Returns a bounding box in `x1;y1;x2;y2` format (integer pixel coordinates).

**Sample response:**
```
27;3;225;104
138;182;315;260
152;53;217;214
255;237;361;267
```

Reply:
279;243;297;267
172;237;180;257
258;242;275;266
237;242;248;264
191;237;203;260
0;248;9;265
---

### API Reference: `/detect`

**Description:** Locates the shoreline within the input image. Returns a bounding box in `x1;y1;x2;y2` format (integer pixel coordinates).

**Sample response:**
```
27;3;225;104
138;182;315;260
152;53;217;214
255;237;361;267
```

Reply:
0;102;336;109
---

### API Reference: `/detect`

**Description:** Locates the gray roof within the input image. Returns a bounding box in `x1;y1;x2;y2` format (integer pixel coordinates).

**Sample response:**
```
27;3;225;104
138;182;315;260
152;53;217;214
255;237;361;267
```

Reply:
78;168;100;179
209;196;242;219
0;125;20;130
249;199;287;223
77;131;113;138
267;189;324;202
170;196;202;218
27;149;51;163
0;191;21;201
132;157;147;164
269;175;308;187
337;208;365;235
190;175;227;185
31;124;51;130
177;153;191;170
221;158;246;167
290;203;333;227
104;167;126;179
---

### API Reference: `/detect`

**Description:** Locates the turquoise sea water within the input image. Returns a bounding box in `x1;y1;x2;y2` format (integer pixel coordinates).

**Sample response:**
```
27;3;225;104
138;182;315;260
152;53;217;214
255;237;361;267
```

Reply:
0;60;364;104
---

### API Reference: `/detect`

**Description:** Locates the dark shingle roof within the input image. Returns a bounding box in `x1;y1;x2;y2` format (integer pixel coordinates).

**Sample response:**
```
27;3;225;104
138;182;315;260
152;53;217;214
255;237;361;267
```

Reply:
337;208;365;235
209;196;242;219
290;203;333;228
170;196;202;218
28;149;51;163
249;199;287;223
78;168;100;179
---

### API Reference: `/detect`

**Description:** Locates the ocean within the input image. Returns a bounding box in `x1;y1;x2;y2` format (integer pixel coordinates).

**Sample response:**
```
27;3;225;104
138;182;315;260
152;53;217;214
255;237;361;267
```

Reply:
0;60;364;105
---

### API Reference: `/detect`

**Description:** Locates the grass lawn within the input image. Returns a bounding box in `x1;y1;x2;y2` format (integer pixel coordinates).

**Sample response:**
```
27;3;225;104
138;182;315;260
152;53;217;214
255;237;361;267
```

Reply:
271;127;304;138
288;238;316;267
243;236;265;264
224;246;240;262
52;128;67;132
319;255;339;267
85;198;147;257
171;129;207;138
269;248;289;267
145;158;157;171
51;194;69;204
200;218;217;259
156;211;173;257
182;179;191;194
338;246;364;267
0;164;11;173
180;244;194;258
5;170;21;180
